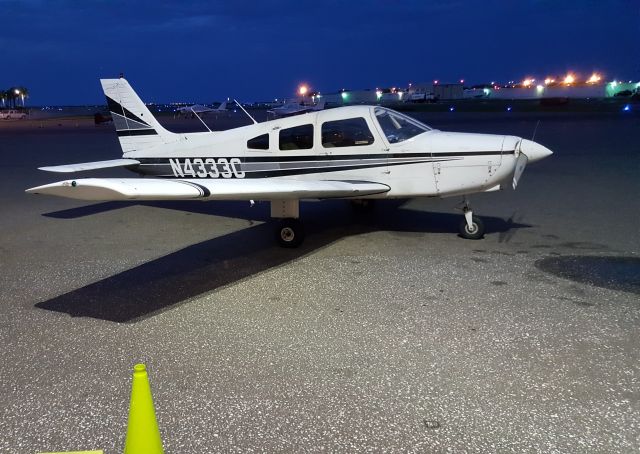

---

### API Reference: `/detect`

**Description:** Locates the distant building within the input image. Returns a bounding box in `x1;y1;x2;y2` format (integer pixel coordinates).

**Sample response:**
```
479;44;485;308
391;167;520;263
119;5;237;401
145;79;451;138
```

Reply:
482;81;639;99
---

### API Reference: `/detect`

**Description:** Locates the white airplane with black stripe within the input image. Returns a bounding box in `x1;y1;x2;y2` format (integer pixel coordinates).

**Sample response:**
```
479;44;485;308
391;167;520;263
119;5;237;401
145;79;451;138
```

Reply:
26;78;553;247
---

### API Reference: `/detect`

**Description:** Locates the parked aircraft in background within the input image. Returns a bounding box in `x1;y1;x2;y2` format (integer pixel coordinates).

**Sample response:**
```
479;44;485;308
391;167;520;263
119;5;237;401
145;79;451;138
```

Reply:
267;99;325;118
27;78;552;247
177;101;228;117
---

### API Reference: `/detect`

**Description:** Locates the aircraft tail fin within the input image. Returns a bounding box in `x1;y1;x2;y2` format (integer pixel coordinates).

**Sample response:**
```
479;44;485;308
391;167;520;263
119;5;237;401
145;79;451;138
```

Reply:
217;101;227;111
100;78;176;155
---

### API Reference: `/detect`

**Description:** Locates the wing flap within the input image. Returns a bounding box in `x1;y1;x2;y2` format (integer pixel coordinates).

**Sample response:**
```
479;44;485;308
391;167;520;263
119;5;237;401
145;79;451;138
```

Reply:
26;178;390;201
38;159;140;173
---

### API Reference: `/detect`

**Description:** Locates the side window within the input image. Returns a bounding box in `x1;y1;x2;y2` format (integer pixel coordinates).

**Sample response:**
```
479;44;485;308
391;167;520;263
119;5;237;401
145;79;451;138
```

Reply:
279;124;313;150
322;117;375;148
247;133;269;150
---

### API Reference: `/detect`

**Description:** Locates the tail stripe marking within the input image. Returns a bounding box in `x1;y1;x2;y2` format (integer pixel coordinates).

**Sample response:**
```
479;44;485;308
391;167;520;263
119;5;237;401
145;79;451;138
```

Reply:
106;96;151;128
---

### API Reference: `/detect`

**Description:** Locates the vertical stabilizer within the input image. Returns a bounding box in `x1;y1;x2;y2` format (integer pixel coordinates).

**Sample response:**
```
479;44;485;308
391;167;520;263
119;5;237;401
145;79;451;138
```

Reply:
101;78;176;155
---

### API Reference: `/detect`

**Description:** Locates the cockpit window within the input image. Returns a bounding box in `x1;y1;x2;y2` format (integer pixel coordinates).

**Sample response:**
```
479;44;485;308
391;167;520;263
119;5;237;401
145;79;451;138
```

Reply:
374;108;431;144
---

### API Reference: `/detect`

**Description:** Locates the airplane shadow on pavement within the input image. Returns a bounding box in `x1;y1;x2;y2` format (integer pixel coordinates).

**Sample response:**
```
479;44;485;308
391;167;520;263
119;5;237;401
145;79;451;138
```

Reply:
37;200;530;323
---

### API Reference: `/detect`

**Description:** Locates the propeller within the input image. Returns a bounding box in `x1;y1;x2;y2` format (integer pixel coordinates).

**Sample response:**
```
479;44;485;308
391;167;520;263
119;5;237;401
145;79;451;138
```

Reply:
512;139;553;189
512;152;528;189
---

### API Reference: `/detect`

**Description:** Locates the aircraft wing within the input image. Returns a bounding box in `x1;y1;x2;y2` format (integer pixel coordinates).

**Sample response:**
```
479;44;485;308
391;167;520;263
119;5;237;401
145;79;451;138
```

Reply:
39;159;140;173
25;178;390;201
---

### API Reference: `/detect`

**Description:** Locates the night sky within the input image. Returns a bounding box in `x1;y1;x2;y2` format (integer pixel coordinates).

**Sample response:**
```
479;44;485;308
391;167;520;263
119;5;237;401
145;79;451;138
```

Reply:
2;0;638;105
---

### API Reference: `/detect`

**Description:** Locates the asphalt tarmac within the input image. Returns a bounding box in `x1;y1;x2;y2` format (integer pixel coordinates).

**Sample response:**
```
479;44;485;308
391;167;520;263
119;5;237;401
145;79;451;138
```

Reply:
1;110;638;453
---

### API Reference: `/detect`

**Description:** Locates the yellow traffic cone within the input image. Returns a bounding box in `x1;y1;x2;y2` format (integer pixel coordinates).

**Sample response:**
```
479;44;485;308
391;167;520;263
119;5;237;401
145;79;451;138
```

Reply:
124;364;164;454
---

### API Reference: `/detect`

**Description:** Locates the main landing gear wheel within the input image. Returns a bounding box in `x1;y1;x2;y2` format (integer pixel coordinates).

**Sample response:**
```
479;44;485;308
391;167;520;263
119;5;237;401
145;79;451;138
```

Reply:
275;218;305;248
459;216;485;240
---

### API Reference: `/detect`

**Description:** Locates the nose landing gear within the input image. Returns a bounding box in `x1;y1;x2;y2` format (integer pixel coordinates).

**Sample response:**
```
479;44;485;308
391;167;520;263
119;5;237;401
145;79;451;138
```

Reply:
458;197;485;240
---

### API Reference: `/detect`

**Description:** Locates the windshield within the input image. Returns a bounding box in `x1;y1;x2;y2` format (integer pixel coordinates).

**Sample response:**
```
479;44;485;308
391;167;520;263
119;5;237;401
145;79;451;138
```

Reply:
374;108;432;144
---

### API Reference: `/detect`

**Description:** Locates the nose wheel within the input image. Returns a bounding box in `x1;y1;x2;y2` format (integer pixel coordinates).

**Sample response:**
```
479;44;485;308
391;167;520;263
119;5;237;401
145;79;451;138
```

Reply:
458;198;485;240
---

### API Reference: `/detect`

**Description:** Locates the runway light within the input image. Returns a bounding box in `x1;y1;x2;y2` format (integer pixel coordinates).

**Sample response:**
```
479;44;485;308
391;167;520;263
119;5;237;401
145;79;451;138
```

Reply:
564;74;576;85
507;106;512;112
623;104;631;112
449;106;455;112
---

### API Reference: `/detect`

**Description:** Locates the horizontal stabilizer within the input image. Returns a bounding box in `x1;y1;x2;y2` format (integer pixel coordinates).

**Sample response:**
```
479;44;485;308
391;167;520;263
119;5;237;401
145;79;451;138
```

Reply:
39;159;140;173
26;178;390;201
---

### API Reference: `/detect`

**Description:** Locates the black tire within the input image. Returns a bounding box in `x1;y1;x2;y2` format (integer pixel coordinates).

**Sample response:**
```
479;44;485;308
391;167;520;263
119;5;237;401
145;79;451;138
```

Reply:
275;218;305;248
459;216;485;240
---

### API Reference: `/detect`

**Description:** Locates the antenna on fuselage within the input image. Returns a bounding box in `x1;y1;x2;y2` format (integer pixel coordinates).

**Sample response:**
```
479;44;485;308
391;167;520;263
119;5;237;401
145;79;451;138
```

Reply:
531;120;541;142
234;99;258;124
191;107;213;133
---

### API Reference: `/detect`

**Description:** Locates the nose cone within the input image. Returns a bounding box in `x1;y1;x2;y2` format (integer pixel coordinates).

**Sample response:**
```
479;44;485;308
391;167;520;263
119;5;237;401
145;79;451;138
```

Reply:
519;139;553;163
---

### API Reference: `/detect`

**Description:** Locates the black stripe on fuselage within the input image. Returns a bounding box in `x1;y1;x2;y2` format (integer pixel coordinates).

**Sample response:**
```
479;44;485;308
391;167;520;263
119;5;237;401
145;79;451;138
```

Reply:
134;159;441;179
134;150;511;165
117;129;159;137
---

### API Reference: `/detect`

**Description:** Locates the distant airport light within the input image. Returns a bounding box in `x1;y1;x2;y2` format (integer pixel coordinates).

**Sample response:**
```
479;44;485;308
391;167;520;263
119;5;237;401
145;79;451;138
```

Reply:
522;78;534;87
14;89;20;95
587;73;602;84
376;90;383;100
434;80;439;84
544;78;555;85
611;80;618;87
298;85;308;96
564;74;576;85
459;79;464;84
623;104;631;112
507;106;512;112
536;85;544;93
341;92;349;101
398;92;404;100
449;106;455;112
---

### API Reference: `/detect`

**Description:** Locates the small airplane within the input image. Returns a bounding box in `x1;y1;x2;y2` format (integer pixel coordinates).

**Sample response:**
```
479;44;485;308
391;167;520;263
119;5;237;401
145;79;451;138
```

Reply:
176;101;228;117
267;99;325;118
27;77;552;247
